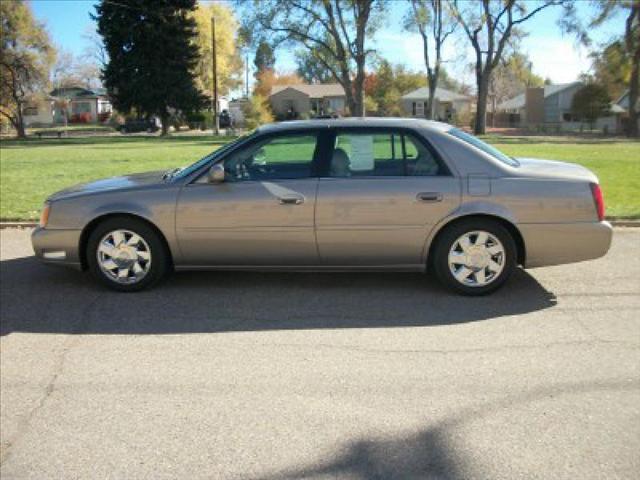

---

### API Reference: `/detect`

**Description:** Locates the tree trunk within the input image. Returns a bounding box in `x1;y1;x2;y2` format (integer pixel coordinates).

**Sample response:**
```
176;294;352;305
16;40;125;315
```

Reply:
629;60;639;137
353;68;366;117
427;81;437;120
14;106;26;138
474;73;490;134
15;120;26;139
624;2;639;137
627;36;639;137
160;114;169;136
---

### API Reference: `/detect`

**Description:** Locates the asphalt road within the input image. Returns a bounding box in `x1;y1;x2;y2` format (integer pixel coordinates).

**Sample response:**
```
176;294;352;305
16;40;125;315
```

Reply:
1;227;639;479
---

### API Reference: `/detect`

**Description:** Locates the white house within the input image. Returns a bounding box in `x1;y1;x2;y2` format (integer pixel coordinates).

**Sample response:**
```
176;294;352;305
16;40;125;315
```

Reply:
401;87;473;122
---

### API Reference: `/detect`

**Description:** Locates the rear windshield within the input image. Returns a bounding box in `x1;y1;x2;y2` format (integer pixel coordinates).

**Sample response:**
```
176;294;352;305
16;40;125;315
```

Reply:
448;128;519;167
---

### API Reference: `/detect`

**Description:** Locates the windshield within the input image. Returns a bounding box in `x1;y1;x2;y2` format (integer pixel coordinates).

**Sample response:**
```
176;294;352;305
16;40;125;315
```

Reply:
448;128;519;167
168;132;255;180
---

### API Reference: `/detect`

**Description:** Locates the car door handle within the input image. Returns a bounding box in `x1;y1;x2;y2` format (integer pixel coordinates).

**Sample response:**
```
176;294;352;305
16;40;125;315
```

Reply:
417;192;443;202
278;195;304;205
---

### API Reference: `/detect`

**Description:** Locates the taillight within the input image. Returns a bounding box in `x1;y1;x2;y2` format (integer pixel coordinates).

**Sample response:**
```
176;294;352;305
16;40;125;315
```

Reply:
590;183;605;221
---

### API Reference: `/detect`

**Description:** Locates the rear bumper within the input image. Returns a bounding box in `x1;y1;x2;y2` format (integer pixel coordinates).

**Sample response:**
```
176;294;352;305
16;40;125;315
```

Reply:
31;227;83;269
520;221;613;268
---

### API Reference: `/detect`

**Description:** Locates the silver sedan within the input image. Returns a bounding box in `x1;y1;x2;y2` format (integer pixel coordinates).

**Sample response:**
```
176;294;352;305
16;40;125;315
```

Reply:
32;118;612;295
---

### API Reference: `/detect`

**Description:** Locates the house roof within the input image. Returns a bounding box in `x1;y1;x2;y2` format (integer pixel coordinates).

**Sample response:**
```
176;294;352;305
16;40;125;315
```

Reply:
49;86;108;99
270;84;345;98
401;86;471;102
497;82;582;111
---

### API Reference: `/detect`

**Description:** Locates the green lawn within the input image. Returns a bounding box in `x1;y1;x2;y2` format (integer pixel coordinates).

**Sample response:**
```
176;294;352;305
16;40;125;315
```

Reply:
0;134;638;220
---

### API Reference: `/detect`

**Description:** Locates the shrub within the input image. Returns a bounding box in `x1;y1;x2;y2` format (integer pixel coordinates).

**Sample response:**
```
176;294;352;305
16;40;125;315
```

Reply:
242;95;274;130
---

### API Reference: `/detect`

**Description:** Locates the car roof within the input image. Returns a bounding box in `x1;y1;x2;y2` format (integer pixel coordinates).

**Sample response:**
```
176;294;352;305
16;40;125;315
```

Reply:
256;117;453;134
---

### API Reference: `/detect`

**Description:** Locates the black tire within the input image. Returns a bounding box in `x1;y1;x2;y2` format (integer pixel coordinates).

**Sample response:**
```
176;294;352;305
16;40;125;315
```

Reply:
432;218;517;296
86;216;170;292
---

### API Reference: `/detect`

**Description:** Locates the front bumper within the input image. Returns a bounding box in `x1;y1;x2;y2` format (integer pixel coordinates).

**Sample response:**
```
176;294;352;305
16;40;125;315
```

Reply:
31;227;83;269
519;221;613;268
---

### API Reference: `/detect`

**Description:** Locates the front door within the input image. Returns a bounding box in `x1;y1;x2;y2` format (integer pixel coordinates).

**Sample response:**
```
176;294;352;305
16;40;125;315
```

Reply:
315;129;461;267
176;132;321;266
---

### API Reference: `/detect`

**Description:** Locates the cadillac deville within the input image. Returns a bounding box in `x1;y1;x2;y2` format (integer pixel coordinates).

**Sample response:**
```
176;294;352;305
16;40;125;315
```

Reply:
32;118;612;295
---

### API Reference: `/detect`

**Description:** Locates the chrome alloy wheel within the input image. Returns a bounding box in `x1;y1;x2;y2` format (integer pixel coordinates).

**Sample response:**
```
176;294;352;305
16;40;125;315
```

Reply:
97;229;152;284
448;230;505;287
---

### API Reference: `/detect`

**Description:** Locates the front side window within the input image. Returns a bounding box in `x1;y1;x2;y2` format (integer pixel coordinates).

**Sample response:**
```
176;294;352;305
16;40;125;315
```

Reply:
223;134;318;182
329;131;443;178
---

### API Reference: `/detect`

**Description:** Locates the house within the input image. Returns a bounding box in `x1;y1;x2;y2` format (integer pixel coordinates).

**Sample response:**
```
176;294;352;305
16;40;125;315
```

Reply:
22;86;113;126
401;87;473;122
269;84;346;119
614;90;640;134
495;82;628;133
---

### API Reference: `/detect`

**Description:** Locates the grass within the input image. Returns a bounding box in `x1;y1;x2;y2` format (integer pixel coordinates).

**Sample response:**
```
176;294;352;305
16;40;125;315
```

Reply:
0;134;638;220
0;136;228;220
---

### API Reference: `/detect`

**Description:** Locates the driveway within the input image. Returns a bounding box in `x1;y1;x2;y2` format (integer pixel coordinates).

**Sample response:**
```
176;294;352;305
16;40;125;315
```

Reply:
1;227;638;479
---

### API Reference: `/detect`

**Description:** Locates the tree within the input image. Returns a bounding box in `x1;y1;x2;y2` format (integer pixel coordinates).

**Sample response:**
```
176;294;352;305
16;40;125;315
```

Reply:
241;0;385;116
562;0;638;136
365;59;426;116
192;2;243;99
253;69;304;99
51;48;102;89
254;40;276;77
94;0;206;135
488;51;543;125
242;94;273;129
590;39;632;102
571;83;611;130
0;0;54;138
405;0;456;119
295;49;334;84
449;0;562;134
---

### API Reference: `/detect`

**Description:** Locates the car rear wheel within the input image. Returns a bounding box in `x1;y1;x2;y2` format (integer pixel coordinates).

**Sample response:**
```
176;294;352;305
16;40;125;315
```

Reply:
86;217;169;292
432;219;516;295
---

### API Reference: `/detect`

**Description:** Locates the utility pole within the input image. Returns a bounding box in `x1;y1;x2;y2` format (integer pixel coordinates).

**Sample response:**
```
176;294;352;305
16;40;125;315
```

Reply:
211;15;219;135
245;53;249;98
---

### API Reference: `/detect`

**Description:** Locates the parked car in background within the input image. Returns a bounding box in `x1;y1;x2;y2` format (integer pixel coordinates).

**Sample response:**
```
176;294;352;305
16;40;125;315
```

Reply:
219;110;232;128
118;118;160;134
32;118;612;295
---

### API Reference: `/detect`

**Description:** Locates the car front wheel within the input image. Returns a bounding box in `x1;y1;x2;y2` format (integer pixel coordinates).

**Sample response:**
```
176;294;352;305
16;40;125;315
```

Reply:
432;219;517;295
86;217;169;292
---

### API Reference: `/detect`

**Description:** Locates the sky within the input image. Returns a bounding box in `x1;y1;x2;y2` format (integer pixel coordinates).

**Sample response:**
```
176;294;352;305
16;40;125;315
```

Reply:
30;0;626;93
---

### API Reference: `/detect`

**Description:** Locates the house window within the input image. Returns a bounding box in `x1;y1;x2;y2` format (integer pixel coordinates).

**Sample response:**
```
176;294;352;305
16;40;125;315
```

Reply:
415;102;425;117
412;102;416;116
72;102;91;114
24;106;38;116
562;112;578;122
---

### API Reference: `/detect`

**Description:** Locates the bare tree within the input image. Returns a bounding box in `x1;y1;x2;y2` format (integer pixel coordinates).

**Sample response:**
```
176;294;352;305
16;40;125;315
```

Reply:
405;0;456;120
241;0;384;116
449;0;562;134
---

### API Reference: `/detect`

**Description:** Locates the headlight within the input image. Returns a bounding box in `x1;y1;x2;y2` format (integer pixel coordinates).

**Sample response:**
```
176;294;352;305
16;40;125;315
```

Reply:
39;203;51;228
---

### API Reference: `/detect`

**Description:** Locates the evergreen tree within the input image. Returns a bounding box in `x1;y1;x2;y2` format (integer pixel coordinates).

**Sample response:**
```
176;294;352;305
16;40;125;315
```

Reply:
94;0;205;135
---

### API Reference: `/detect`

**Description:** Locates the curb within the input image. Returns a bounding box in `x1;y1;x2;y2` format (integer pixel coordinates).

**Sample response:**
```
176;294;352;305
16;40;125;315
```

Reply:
2;220;639;229
0;222;37;229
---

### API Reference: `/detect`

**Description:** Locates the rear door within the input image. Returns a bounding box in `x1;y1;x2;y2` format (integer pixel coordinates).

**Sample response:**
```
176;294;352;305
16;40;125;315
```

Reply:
315;128;461;267
176;131;322;266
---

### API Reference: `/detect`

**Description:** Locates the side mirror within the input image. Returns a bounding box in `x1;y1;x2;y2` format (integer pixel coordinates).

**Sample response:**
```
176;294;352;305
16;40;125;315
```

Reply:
207;164;225;183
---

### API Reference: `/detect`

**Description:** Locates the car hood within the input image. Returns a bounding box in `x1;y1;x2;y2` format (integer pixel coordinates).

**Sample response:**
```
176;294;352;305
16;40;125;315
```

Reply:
48;171;166;201
514;158;598;183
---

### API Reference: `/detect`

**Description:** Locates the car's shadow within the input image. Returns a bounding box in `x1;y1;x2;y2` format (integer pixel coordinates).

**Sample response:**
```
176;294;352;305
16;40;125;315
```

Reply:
0;256;557;336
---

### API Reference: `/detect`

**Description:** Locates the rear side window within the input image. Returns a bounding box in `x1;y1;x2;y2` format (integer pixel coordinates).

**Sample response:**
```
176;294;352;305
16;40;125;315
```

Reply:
329;131;443;178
